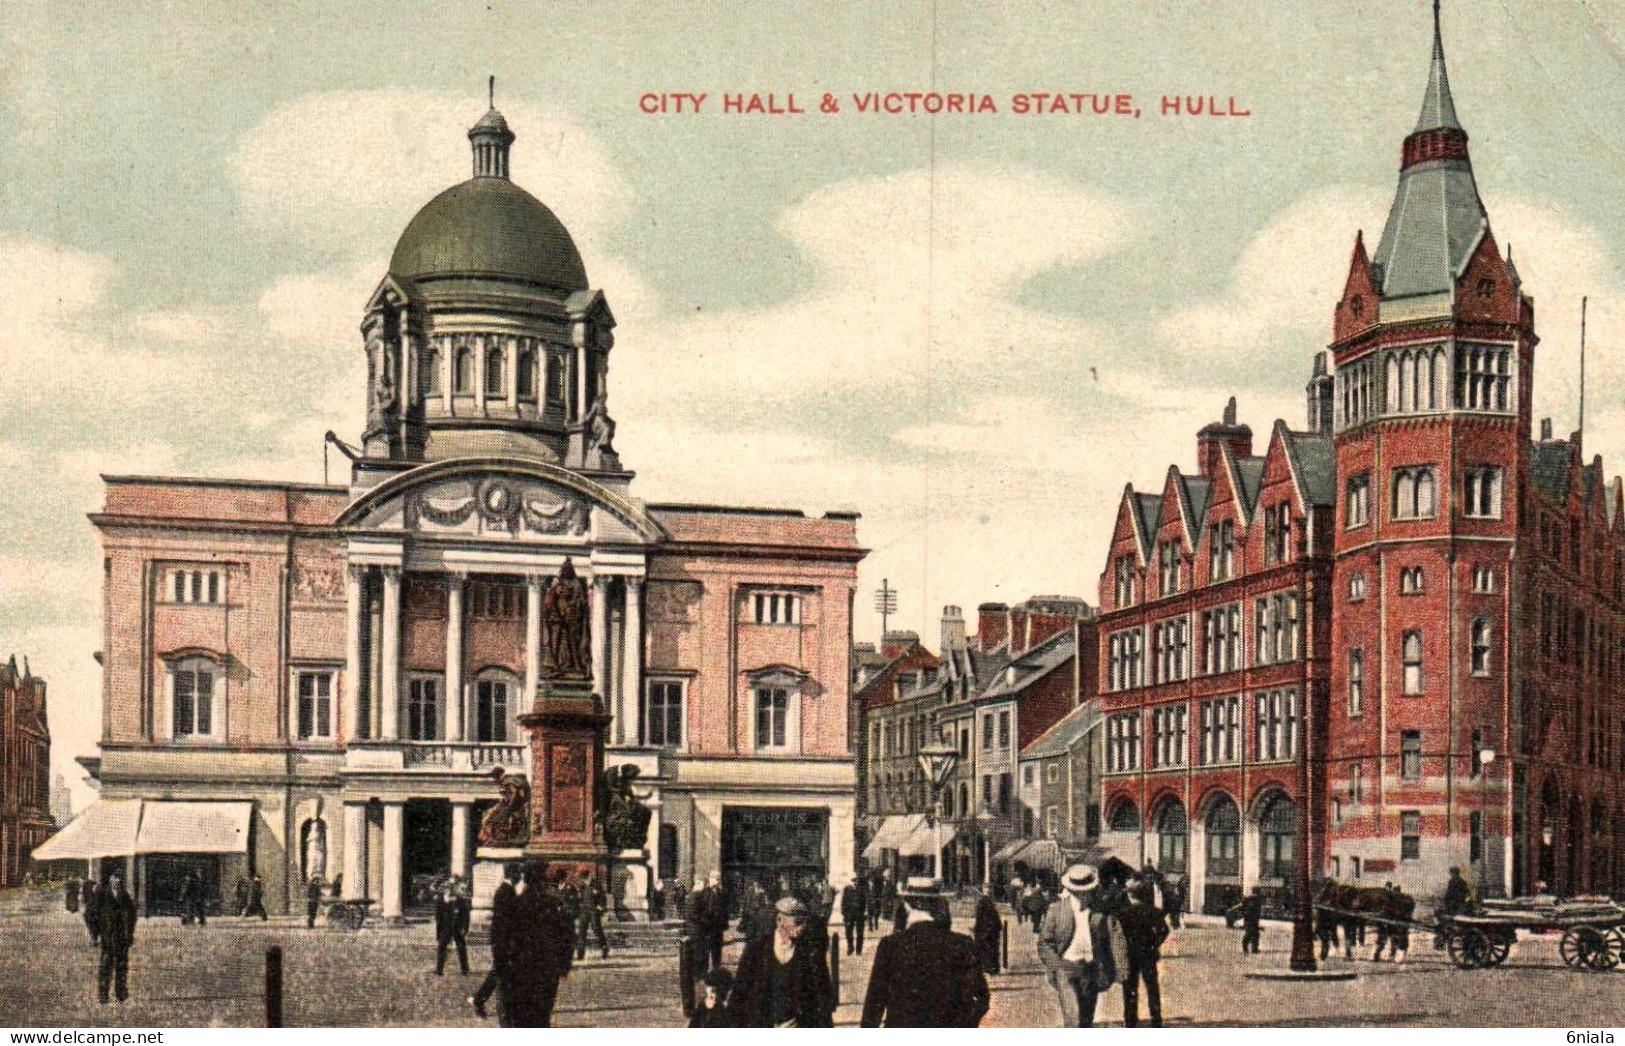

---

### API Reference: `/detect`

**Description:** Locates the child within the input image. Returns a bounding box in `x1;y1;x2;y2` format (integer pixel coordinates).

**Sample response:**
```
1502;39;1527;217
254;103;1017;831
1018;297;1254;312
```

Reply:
689;967;734;1028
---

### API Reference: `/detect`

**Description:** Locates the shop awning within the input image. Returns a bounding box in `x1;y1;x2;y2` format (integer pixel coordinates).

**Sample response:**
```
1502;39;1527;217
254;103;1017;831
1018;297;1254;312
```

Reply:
32;799;142;861
31;799;253;862
1020;839;1066;873
136;801;252;854
992;838;1032;863
896;817;964;858
861;814;928;860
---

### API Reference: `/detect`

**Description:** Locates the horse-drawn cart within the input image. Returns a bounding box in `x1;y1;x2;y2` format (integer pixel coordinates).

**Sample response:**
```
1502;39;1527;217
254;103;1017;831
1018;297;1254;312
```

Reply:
1441;898;1625;972
322;897;375;931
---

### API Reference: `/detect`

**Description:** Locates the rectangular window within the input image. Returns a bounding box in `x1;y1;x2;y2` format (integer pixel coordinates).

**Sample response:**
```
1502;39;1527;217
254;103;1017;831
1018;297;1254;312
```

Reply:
750;592;803;625
1401;730;1422;781
1348;649;1365;716
475;678;510;743
1159;540;1182;596
295;670;334;740
1264;502;1292;564
755;687;790;749
1402;630;1425;695
408;677;441;741
1115;556;1136;608
1203;605;1242;675
1456;345;1511;411
1197;697;1241;766
998;710;1011;749
1023;765;1034;787
1253;594;1296;666
1469;811;1484;863
982;715;994;750
1346;474;1371;528
1400;810;1422;861
998;773;1012;815
1151;705;1188;769
168;567;224;605
1047;762;1059;785
1208;521;1235;581
1253;689;1297;762
1463;467;1504;519
172;664;216;738
1107;713;1142;773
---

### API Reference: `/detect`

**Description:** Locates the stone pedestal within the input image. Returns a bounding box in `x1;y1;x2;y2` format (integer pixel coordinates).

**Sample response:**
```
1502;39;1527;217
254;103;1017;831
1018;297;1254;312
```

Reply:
609;848;651;921
519;679;610;886
469;846;524;921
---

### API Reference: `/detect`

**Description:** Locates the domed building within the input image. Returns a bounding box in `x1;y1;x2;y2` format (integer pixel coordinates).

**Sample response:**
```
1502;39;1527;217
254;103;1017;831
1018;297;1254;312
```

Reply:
56;105;865;921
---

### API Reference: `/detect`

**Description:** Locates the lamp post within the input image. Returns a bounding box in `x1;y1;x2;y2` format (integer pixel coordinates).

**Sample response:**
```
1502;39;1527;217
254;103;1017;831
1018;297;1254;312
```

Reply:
919;741;959;883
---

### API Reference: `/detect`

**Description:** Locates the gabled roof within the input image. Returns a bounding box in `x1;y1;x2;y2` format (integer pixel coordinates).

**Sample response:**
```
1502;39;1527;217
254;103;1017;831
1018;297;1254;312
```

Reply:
1132;493;1163;552
1181;474;1213;535
979;628;1075;702
1278;425;1336;508
1230;453;1265;518
1021;699;1101;761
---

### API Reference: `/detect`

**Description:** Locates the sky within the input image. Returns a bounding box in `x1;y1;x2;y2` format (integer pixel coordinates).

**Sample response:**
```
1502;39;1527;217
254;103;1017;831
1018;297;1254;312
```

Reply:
6;0;1625;812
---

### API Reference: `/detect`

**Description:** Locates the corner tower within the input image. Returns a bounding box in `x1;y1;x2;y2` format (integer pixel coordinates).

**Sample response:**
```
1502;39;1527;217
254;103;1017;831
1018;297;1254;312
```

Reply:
1325;1;1535;896
356;101;621;478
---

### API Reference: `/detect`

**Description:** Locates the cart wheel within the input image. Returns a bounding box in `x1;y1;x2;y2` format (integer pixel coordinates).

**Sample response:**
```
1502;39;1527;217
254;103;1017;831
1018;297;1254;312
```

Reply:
1447;928;1488;969
1606;927;1625;968
1485;931;1512;967
1559;926;1612;970
346;904;366;931
1588;927;1624;971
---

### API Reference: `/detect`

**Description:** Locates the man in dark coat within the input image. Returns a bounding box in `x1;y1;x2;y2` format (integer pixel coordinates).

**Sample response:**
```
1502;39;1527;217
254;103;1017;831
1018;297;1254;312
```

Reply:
435;877;472;975
861;879;989;1028
500;864;576;1028
185;871;209;927
244;875;268;920
973;887;1002;974
470;862;521;1019
1237;888;1264;955
573;874;609;960
1036;864;1125;1028
840;877;866;955
81;877;101;944
96;873;138;1004
1118;876;1170;1027
232;876;249;917
1163;876;1184;929
729;896;834;1027
867;872;885;932
1434;867;1473;948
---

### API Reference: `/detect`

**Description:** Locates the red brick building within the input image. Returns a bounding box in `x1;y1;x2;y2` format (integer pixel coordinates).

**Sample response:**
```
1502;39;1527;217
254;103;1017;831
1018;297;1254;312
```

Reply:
1;656;51;885
1098;5;1625;904
1325;8;1624;899
1095;407;1334;914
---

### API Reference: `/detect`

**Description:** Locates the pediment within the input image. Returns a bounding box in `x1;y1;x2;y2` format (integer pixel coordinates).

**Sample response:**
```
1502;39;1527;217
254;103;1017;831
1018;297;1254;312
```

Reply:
337;457;665;545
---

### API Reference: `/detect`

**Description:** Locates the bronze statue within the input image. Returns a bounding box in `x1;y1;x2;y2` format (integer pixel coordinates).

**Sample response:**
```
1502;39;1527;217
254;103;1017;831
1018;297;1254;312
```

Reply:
602;764;652;852
542;560;592;681
477;768;530;847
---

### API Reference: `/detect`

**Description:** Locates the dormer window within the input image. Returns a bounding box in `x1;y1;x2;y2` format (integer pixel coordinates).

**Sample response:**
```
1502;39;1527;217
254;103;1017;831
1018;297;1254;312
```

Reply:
1351;295;1365;318
1263;503;1291;565
1114;556;1136;608
1476;277;1495;299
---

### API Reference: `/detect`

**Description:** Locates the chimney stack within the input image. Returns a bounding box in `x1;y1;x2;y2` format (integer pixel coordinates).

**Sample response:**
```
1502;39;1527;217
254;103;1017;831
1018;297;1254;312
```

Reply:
1540;417;1553;441
940;605;966;656
1196;396;1253;478
977;602;1009;652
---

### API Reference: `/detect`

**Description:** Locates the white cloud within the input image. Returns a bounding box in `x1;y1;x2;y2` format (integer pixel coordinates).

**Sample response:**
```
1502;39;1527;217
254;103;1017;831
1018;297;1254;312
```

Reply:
229;91;632;253
134;308;235;345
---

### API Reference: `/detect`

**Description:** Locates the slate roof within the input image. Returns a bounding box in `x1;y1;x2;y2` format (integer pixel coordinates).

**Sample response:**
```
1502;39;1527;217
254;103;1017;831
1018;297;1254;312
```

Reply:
1232;457;1265;510
980;629;1076;702
1021;699;1101;761
1531;440;1574;501
1280;426;1336;507
1132;493;1163;549
1370;5;1489;300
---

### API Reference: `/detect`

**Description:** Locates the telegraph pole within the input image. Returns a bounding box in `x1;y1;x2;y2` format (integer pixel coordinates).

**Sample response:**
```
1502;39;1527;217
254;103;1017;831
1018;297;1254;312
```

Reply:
873;579;898;638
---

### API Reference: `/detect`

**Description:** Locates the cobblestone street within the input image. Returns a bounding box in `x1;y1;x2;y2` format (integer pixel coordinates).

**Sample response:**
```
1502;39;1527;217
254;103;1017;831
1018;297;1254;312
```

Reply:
1;891;1622;1028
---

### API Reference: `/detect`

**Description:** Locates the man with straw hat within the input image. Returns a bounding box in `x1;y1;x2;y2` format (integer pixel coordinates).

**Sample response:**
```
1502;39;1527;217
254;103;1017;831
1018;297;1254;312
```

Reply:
1036;863;1127;1027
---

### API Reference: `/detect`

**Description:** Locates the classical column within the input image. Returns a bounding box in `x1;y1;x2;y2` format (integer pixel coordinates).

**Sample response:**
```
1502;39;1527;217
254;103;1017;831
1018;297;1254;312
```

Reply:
379;566;402;741
344;565;365;742
451;802;472;881
506;338;519;411
446;572;466;742
590;574;610;695
381;802;404;919
342;804;367;900
474;335;487;414
618;578;643;746
525;573;544;702
575;343;589;420
441;337;453;414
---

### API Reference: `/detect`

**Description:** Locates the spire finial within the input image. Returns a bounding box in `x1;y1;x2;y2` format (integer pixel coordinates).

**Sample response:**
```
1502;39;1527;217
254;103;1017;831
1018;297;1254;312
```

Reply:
1415;0;1461;132
489;75;495;109
1434;0;1443;57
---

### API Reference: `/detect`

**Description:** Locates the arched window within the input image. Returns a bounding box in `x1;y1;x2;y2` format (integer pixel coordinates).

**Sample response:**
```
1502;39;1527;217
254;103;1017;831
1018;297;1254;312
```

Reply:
1431;348;1447;409
959;782;970;817
1108;798;1140;832
547;352;566;404
1392;467;1437;519
1348;648;1364;715
1417;470;1436;515
1257;792;1296;881
454;348;473;393
485;346;505;396
1205;794;1240;877
422;346;441;396
517;347;536;399
1471;618;1492;675
1386;355;1401;412
1402;630;1424;694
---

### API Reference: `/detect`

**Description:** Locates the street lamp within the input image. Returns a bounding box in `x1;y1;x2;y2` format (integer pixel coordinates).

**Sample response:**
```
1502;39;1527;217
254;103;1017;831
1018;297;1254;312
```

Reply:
918;741;959;882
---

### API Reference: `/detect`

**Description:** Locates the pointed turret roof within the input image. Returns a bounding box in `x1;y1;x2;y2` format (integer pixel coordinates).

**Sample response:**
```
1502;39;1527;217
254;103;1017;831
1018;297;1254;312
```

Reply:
1415;0;1461;132
1370;0;1489;301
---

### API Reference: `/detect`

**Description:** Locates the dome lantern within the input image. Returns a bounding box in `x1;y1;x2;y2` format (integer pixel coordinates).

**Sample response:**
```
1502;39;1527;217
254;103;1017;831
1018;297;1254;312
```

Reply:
469;77;514;179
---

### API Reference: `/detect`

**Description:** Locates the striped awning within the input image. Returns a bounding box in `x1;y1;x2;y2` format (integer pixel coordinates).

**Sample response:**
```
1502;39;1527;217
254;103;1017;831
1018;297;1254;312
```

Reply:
33;800;253;861
32;800;143;860
861;814;929;860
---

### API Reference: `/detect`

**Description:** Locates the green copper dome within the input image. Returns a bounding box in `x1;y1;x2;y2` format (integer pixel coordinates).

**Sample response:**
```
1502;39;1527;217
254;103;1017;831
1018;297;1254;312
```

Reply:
390;177;588;292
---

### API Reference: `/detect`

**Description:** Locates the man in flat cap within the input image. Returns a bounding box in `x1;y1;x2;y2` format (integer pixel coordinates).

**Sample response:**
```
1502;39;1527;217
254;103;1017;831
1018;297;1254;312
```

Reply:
1037;864;1126;1027
861;878;989;1028
729;895;834;1027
